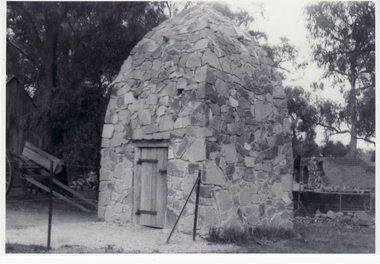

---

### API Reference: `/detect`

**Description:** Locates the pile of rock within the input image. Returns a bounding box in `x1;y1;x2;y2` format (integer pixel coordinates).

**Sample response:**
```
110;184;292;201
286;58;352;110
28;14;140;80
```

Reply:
296;210;375;228
312;185;371;194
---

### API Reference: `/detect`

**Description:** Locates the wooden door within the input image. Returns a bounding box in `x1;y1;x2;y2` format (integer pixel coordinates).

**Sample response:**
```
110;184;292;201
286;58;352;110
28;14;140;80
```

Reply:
138;147;168;228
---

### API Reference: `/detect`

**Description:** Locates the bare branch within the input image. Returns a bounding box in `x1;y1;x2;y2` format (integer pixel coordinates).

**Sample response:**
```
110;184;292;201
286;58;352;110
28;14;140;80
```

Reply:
317;122;375;145
316;122;349;134
165;1;172;17
276;66;293;74
363;139;376;146
182;2;191;11
356;85;373;91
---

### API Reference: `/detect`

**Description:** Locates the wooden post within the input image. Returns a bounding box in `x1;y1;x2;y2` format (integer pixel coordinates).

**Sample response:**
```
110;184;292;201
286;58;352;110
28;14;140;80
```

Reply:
47;161;53;249
193;171;201;241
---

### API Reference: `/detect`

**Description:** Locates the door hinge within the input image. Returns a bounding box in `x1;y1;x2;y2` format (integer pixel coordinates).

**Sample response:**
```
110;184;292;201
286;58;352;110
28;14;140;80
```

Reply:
135;209;157;215
137;159;158;165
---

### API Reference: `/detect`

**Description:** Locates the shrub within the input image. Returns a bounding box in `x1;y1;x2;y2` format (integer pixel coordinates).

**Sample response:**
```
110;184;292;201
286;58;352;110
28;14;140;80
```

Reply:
208;226;251;244
207;225;296;245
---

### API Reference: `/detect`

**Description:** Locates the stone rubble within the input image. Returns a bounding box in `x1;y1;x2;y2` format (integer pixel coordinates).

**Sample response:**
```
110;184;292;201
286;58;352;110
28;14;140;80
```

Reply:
299;210;375;228
99;4;293;234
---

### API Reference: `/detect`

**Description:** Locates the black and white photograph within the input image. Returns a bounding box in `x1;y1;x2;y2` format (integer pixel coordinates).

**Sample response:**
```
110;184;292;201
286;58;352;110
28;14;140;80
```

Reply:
2;0;377;258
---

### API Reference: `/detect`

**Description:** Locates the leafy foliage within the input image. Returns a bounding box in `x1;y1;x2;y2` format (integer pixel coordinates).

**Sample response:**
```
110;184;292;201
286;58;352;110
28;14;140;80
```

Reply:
305;1;375;156
285;86;320;157
263;38;308;81
165;1;265;29
7;2;167;177
320;141;349;157
165;1;195;17
208;2;257;29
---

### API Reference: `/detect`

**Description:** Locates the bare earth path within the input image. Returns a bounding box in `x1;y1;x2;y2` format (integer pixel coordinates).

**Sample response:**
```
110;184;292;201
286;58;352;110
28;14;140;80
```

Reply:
5;190;376;254
5;191;240;253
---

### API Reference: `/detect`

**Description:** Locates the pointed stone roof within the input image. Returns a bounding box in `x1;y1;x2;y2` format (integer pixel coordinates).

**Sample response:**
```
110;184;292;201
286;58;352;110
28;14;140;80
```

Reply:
106;3;289;142
113;4;284;100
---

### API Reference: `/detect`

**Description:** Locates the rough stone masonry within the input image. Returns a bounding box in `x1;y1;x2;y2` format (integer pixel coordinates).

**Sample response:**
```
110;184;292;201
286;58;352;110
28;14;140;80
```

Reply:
99;4;294;234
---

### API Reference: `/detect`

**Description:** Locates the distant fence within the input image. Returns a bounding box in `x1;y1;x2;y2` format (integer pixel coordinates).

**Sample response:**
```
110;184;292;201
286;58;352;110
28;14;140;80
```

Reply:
293;190;375;216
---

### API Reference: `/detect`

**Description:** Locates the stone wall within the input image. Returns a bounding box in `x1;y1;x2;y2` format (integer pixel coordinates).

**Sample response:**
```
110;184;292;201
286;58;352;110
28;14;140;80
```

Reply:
99;5;294;233
323;158;375;191
299;157;375;192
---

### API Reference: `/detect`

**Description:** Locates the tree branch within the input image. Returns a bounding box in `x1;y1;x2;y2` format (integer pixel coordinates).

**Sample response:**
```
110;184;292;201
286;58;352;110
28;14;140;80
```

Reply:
332;69;350;77
7;39;41;71
165;1;171;17
326;48;375;57
324;27;346;43
316;122;349;134
362;137;375;146
356;85;373;91
363;138;375;146
276;66;293;74
317;122;375;146
182;2;191;11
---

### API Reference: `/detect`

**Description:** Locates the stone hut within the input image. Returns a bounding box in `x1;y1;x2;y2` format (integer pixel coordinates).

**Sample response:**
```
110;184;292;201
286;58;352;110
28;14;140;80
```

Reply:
99;5;294;234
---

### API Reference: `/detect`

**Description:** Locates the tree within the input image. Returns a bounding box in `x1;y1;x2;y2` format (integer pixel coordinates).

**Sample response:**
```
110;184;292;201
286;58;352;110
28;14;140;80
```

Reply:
165;1;195;17
305;1;375;157
208;2;262;30
7;2;167;178
168;1;265;32
262;37;308;81
320;141;349;157
285;86;320;158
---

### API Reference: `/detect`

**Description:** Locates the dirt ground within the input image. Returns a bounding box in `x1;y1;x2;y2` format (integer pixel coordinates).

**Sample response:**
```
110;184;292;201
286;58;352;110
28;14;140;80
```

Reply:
4;189;377;254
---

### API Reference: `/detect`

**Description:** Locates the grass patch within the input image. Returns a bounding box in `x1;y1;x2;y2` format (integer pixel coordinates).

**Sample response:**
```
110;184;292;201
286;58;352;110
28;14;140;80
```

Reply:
253;225;296;240
208;226;248;244
207;225;296;245
6;243;51;253
6;243;128;254
102;244;125;253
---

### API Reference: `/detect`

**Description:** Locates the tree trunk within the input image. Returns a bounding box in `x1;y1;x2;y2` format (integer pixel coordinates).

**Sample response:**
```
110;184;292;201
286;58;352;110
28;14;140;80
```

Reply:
348;122;357;157
347;77;357;158
35;20;60;151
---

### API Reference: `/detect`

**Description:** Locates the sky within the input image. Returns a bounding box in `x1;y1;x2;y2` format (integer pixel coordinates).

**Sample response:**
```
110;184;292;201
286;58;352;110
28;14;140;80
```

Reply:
226;0;375;150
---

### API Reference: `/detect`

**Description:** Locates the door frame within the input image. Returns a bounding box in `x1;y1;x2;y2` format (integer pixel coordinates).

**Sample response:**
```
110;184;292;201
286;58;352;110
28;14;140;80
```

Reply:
132;140;170;227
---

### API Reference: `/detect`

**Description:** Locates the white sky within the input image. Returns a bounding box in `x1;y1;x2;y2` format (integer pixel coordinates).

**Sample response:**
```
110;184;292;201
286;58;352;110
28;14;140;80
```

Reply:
226;0;375;150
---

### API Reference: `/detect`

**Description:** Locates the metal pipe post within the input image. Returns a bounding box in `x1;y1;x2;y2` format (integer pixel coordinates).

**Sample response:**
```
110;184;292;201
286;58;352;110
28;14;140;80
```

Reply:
166;176;199;244
47;161;53;249
193;171;201;241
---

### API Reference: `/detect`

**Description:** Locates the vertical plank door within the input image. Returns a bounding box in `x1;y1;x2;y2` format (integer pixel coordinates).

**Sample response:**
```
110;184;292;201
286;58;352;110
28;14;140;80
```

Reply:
139;147;168;228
